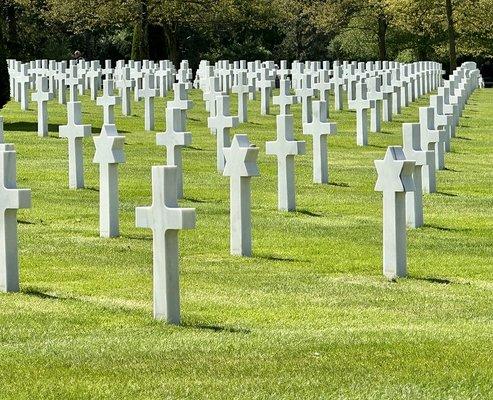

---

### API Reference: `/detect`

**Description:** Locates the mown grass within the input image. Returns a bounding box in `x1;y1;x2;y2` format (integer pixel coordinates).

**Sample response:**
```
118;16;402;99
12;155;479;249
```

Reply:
0;84;491;399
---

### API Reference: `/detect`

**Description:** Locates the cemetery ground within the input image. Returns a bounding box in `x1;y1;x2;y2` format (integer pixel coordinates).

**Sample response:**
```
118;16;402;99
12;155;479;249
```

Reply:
0;87;492;399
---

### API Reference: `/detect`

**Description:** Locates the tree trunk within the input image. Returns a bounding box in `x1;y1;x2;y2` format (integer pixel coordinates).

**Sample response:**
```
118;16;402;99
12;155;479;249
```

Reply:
445;0;457;72
163;24;179;67
377;14;387;61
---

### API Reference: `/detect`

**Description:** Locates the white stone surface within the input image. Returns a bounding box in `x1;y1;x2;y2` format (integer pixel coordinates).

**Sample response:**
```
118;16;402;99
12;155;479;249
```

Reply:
223;135;259;256
402;123;433;228
97;79;121;125
136;166;196;324
58;101;92;189
232;71;252;123
303;100;337;183
139;73;157;131
273;79;297;115
207;94;239;172
156;107;192;199
266;114;305;211
93;124;125;238
375;146;415;279
0;144;31;293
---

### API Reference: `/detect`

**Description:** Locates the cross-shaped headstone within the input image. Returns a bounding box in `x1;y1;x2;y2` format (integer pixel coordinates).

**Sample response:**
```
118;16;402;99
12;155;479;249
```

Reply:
93;123;125;238
97;79;121;125
31;76;53;137
17;64;31;111
402;123;434;228
168;83;193;132
59;102;92;189
136;165;196;323
207;94;239;172
348;82;375;146
430;94;453;153
223;135;259;256
66;65;83;103
87;64;102;101
331;63;344;111
116;66;134;116
232;71;252;123
56;62;68;104
296;73;315;124
419;106;446;175
257;68;274;115
303;100;337;184
0;144;31;292
139;73;157;131
156;107;192;199
374;146;415;279
314;70;331;103
274;79;298;115
266;113;305;211
367;76;384;132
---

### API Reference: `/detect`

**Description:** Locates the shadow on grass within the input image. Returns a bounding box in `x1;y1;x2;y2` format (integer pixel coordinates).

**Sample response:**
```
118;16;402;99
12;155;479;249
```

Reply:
435;191;458;197
183;322;251;334
412;276;452;285
22;288;67;300
256;254;298;262
443;167;460;173
187;146;203;151
329;182;350;188
368;144;386;149
121;234;152;241
84;186;100;192
296;209;323;217
424;223;470;232
183;197;207;203
17;219;35;225
456;136;472;141
5;121;60;133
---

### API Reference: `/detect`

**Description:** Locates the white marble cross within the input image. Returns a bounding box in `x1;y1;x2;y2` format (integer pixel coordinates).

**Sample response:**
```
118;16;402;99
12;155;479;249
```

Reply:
136;166;196;323
348;81;375;146
419;106;446;174
87;64;102;101
207;94;239;172
97;79;121;125
31;76;53;137
314;70;331;103
17;64;31;111
266;113;305;211
0;144;31;292
257;68;274;115
116;66;134;116
139;73;157;131
156;107;192;199
59;101;92;189
56;63;68;104
331;63;344;111
232;71;252;123
402;123;434;228
273;79;298;115
380;72;396;122
223;135;259;256
296;73;315;124
367;76;384;132
375;146;415;279
168;83;193;132
93;123;125;238
430;94;453;152
66;65;83;103
303;100;337;184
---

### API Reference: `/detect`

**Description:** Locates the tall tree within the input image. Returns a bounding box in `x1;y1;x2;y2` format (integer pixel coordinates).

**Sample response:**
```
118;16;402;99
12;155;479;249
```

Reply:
0;18;10;109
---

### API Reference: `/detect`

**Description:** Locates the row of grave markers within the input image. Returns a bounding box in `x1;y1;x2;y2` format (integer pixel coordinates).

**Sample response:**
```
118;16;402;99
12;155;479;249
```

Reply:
374;62;481;279
0;59;483;324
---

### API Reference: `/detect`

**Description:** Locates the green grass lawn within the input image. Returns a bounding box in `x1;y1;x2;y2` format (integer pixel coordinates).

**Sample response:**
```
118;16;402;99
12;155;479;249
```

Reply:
0;85;492;399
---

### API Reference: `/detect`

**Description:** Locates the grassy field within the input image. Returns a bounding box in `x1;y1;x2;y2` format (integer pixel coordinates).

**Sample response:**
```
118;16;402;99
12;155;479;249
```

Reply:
0;84;491;399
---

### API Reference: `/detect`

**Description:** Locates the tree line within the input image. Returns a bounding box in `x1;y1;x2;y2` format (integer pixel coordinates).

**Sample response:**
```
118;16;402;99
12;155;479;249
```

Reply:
1;0;492;73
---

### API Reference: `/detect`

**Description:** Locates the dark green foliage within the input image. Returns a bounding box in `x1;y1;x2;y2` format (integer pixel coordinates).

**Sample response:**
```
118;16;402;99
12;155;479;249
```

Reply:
0;21;10;109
